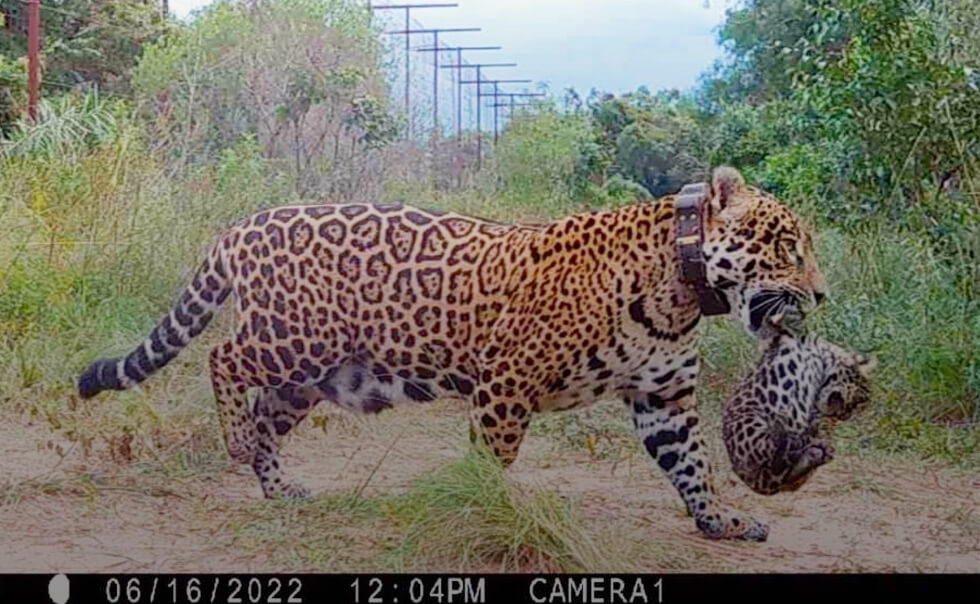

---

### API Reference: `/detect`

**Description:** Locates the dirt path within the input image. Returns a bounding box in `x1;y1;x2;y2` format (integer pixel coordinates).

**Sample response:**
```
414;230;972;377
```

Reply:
1;406;977;573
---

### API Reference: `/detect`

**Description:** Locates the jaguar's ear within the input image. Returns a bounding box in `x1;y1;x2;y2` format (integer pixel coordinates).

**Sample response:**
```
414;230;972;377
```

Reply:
854;353;878;378
708;166;748;219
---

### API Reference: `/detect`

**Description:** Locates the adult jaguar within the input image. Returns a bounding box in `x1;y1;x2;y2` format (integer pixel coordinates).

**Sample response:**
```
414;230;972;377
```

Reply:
78;166;826;541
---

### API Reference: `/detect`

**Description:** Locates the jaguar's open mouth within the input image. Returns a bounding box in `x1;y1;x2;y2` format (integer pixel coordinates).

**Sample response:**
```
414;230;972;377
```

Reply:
748;290;804;332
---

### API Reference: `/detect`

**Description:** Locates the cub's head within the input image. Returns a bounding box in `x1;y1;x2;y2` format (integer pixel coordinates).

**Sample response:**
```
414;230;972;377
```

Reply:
701;166;827;336
815;343;877;421
759;311;877;422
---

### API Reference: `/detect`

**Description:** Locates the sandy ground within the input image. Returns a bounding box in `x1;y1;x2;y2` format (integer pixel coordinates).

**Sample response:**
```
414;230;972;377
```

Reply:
1;404;977;573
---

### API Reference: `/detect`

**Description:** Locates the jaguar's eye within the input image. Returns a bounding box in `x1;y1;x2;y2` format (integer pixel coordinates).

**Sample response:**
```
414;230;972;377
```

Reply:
778;239;800;268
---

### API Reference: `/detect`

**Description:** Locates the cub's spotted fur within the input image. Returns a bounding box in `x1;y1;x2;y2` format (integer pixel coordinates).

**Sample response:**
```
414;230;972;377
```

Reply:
723;312;876;495
78;167;826;541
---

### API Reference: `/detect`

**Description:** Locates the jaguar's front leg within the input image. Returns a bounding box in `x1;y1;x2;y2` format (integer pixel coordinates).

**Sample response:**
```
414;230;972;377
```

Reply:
625;385;769;541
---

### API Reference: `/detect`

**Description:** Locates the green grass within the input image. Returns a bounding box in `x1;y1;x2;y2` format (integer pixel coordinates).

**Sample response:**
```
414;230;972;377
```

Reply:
381;447;609;572
230;447;618;572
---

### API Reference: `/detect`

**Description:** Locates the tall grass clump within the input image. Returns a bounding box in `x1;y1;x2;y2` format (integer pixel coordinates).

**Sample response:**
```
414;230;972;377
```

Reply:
230;441;682;572
383;447;609;572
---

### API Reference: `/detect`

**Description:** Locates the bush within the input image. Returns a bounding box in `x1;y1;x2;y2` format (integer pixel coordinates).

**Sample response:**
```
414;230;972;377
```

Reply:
488;105;594;214
0;91;296;406
133;0;399;197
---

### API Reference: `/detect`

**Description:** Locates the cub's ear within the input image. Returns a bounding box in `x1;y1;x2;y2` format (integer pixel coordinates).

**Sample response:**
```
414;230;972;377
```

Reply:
708;166;747;217
854;353;878;378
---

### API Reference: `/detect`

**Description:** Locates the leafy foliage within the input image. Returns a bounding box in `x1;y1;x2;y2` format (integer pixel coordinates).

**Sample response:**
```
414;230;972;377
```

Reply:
132;0;399;196
704;0;980;237
0;0;169;93
488;102;596;214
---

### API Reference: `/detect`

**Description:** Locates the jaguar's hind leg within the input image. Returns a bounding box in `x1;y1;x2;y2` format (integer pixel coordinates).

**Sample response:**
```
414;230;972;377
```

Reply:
251;385;323;499
209;342;256;464
468;388;534;467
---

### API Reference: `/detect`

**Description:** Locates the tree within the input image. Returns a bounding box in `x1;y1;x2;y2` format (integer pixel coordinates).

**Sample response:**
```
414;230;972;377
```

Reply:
0;0;169;92
133;0;399;197
588;89;707;197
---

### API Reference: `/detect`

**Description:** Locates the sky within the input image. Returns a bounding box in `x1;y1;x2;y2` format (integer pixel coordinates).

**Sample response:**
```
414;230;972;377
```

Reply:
167;0;734;96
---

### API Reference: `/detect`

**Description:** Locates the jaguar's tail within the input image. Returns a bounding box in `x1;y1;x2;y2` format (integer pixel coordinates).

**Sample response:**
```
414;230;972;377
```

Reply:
77;238;233;399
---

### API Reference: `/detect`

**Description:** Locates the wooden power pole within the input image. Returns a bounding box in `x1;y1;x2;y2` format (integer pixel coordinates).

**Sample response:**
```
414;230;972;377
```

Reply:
27;0;40;122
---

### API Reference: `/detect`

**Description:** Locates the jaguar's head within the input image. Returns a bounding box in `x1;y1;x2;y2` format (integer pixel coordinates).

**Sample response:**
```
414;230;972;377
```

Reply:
701;166;828;337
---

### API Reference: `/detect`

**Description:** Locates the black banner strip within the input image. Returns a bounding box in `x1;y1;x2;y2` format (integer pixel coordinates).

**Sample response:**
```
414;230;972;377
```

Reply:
0;573;976;604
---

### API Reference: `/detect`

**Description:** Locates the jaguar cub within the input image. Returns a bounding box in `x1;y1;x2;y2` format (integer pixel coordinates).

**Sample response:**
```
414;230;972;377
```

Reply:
722;312;876;495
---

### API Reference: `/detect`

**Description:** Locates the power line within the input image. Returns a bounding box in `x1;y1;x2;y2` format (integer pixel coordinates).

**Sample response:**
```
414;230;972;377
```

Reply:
370;2;460;139
453;65;521;168
414;28;480;137
463;79;533;142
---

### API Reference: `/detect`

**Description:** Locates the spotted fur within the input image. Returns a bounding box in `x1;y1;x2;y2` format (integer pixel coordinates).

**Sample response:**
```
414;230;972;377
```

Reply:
723;312;877;495
77;166;826;541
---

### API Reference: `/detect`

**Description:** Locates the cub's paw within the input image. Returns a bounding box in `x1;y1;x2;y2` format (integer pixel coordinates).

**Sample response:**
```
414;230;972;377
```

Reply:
804;439;834;466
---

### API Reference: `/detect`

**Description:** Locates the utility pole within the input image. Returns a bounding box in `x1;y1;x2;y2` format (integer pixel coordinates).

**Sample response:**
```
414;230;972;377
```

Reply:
421;45;500;141
469;79;531;143
431;50;505;188
489;98;540;125
492;91;546;126
413;29;481;137
370;3;459;140
452;63;517;169
26;0;40;122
